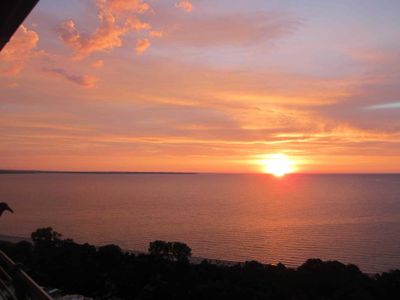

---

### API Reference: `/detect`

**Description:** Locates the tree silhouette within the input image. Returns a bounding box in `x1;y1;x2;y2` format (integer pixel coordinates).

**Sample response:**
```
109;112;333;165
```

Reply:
1;228;399;299
31;227;63;247
149;240;191;261
149;240;170;257
170;242;191;262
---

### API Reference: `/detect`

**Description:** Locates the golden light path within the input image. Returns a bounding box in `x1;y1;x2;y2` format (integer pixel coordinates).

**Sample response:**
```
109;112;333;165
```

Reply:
262;154;296;177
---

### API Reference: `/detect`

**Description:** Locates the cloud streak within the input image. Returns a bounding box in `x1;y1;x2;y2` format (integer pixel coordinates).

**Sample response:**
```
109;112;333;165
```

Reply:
175;0;193;12
157;11;300;47
2;0;400;173
366;102;400;110
91;59;105;68
136;38;151;54
42;67;98;88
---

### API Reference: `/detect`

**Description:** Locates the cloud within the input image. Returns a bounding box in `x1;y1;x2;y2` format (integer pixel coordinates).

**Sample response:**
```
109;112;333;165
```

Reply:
6;82;19;88
317;51;400;131
366;102;400;110
149;30;163;38
42;67;98;88
58;0;151;59
159;11;300;47
0;25;39;75
91;59;105;68
135;38;151;54
3;2;400;173
4;52;400;172
57;0;198;58
175;0;193;12
102;0;150;13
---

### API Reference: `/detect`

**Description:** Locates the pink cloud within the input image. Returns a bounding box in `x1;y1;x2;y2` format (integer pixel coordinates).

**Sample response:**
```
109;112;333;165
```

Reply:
91;59;105;68
149;30;163;38
58;0;196;58
175;0;193;12
42;67;98;88
58;0;151;59
102;0;150;14
161;12;299;47
0;25;39;75
136;38;150;54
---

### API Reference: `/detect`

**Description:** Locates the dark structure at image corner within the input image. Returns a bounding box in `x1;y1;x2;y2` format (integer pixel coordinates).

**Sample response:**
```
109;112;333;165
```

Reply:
0;0;39;51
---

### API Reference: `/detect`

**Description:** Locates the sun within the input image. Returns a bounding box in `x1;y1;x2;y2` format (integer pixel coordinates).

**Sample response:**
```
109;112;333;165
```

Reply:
262;154;295;177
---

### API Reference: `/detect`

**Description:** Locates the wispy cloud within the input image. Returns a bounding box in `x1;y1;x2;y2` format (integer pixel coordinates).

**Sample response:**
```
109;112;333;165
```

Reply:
366;102;400;110
57;0;192;58
0;25;39;75
135;38;151;54
175;0;193;12
159;11;300;47
58;0;151;59
42;67;98;88
2;0;400;172
91;59;105;68
149;30;163;38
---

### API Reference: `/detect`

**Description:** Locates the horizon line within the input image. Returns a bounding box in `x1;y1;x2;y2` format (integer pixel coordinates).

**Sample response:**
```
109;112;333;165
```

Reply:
1;169;399;175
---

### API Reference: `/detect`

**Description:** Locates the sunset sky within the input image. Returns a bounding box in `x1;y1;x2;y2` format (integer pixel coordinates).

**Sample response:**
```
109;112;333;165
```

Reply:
1;0;400;173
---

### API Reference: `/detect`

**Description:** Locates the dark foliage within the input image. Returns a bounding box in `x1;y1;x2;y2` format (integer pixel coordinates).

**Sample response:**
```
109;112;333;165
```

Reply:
1;227;400;299
149;240;192;262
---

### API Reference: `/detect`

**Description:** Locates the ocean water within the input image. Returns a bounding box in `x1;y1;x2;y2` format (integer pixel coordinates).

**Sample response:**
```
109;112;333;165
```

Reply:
1;173;400;273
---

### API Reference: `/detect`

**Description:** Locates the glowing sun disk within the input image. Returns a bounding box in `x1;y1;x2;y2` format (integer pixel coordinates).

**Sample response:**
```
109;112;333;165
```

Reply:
263;154;295;177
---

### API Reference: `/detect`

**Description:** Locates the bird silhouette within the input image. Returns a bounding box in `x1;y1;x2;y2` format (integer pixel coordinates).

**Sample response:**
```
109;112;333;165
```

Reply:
0;203;14;216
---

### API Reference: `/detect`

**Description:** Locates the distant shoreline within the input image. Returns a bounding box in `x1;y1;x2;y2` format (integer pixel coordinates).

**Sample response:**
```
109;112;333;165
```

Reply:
1;170;400;175
0;234;238;267
0;235;376;274
0;170;197;175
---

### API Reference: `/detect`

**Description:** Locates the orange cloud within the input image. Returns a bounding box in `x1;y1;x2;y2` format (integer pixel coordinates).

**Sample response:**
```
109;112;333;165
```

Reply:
0;25;39;75
136;38;151;54
149;30;163;38
92;59;105;68
58;0;151;59
175;0;193;12
42;67;98;88
159;12;299;47
102;0;150;14
57;0;197;58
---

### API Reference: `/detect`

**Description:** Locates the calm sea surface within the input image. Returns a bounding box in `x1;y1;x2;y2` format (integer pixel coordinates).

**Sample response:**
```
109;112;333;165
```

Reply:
1;173;400;273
